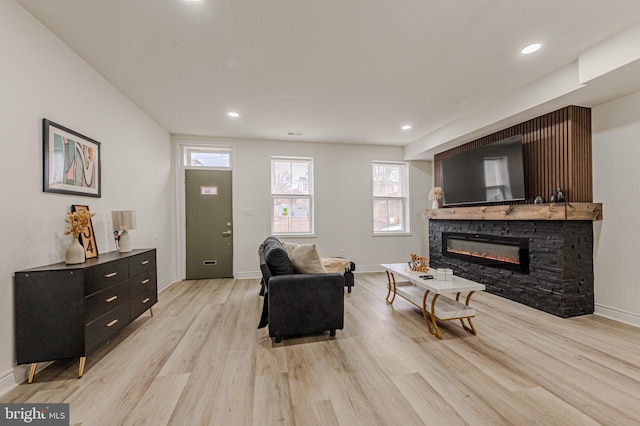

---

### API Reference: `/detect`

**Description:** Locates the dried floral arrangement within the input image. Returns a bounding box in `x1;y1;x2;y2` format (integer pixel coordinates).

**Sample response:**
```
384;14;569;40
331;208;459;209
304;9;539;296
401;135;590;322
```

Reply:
65;210;95;239
428;186;443;200
409;253;429;273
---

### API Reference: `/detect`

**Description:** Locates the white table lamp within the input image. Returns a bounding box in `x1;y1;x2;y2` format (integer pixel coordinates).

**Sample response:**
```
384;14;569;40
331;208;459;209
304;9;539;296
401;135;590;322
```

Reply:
112;210;137;252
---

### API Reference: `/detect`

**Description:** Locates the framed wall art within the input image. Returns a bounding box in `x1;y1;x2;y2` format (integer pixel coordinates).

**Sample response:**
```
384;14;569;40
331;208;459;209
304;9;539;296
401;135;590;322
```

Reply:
43;119;101;197
71;204;99;259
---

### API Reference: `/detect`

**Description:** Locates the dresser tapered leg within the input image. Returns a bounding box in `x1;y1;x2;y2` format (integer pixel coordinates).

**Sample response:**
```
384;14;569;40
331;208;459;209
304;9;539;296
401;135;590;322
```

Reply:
78;356;86;378
149;307;154;317
27;363;37;384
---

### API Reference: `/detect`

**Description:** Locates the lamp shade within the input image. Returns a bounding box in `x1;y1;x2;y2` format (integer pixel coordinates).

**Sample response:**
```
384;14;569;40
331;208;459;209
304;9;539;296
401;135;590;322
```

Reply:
111;210;137;232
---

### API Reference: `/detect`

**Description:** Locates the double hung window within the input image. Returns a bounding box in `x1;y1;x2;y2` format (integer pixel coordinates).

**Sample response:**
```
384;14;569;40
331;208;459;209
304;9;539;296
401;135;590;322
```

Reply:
372;161;409;234
271;157;314;235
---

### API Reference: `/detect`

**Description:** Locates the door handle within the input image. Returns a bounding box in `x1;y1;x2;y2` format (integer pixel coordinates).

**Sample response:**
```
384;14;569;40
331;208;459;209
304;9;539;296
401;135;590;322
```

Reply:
222;230;232;236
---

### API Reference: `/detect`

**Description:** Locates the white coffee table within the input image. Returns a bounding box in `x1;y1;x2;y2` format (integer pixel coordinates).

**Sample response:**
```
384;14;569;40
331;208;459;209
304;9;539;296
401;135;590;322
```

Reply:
381;263;485;339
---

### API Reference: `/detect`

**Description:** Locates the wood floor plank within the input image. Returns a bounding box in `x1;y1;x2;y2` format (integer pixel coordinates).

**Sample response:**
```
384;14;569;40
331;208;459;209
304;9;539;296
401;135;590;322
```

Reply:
514;386;601;426
390;372;467;426
253;372;295;426
124;373;190;426
3;273;640;425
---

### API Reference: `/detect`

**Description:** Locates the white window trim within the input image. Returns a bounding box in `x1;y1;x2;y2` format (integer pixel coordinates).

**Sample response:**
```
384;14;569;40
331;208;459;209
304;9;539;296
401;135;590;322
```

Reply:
271;156;316;237
183;144;233;170
371;160;411;236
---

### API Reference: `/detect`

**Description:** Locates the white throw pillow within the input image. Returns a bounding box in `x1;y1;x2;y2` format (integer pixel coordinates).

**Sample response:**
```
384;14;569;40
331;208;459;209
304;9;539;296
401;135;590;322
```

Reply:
280;241;299;259
287;244;327;274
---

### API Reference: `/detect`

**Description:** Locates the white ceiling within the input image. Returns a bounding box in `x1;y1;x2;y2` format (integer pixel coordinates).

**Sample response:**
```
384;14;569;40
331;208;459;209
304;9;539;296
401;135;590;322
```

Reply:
14;0;640;158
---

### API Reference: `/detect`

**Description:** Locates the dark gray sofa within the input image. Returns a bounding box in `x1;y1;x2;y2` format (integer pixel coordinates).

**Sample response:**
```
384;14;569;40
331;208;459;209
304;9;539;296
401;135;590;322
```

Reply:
258;236;344;343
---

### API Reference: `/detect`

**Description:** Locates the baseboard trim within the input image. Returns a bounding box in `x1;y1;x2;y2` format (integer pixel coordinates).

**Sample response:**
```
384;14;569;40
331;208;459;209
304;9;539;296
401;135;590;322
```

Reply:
594;303;640;328
0;367;17;398
236;271;261;280
354;265;385;273
0;362;53;398
158;275;177;292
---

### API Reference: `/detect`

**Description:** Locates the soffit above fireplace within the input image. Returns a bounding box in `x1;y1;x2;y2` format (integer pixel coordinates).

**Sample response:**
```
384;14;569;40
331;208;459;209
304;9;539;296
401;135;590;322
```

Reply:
423;202;602;221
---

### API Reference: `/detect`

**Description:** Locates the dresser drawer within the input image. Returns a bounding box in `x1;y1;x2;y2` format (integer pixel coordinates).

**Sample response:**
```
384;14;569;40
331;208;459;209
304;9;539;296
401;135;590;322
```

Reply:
129;250;156;277
84;258;129;296
85;302;130;351
129;269;157;298
130;285;157;320
85;281;129;324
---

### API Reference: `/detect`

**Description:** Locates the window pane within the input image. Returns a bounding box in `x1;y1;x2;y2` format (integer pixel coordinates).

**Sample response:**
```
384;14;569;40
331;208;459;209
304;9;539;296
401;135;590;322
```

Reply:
184;148;231;167
273;160;310;195
273;197;311;233
373;199;404;232
273;161;292;194
373;164;404;197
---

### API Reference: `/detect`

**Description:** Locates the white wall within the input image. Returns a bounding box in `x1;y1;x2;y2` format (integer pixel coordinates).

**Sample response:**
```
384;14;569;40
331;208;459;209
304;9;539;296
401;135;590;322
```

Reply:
0;1;177;394
229;139;431;276
592;90;640;326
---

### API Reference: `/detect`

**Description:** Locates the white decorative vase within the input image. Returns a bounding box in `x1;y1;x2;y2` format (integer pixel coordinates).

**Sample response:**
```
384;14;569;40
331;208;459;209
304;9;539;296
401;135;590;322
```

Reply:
66;237;85;265
432;200;440;209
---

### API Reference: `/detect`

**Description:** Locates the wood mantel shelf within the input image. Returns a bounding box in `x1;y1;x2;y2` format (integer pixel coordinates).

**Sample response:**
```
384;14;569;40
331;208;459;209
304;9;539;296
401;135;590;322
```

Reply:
423;202;603;221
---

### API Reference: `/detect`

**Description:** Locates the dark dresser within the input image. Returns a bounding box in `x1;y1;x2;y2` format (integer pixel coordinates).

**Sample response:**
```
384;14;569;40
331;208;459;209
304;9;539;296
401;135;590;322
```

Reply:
14;249;157;383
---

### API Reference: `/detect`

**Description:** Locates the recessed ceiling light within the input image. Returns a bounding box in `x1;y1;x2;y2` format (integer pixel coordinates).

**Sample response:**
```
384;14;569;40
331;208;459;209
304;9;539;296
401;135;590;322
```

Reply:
227;112;239;118
401;125;412;130
522;43;541;55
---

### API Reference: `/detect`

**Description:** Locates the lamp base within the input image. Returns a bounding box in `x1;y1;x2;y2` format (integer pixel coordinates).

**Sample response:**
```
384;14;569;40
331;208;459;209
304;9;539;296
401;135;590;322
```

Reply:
118;231;132;252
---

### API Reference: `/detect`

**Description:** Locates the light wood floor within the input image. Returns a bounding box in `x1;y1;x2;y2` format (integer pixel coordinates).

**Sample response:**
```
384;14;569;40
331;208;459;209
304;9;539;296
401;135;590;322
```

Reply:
4;273;640;425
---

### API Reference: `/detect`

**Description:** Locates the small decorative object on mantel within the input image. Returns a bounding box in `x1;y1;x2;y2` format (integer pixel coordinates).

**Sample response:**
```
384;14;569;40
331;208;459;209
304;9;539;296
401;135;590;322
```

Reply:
428;186;443;209
408;254;429;273
64;209;95;264
550;188;565;203
534;196;545;204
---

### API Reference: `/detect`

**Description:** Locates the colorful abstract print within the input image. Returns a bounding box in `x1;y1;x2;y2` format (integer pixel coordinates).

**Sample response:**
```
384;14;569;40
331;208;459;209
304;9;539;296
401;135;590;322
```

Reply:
52;133;97;189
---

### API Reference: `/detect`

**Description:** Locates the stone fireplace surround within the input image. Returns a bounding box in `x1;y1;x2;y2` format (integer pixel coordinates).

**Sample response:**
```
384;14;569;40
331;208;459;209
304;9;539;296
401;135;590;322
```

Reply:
428;219;594;318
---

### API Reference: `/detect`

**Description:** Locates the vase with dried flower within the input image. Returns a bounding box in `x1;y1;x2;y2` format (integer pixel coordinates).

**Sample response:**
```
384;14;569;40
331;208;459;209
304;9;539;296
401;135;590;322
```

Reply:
64;210;95;264
428;186;444;209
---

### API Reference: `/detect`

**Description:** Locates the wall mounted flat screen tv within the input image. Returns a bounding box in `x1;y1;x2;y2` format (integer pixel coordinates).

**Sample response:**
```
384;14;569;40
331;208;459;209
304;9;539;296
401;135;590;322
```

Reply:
441;135;526;206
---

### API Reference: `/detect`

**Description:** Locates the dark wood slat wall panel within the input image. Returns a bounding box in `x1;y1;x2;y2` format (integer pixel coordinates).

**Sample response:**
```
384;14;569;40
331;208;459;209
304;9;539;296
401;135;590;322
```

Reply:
568;105;593;202
434;106;592;206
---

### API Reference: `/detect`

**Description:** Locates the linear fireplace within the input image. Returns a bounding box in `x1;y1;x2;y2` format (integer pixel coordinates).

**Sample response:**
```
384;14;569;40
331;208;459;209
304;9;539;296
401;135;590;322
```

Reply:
430;220;594;318
442;232;530;273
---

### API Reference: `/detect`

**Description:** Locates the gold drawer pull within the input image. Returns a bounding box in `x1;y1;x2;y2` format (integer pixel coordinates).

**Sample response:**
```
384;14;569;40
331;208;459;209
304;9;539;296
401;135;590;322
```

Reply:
141;260;150;265
105;295;118;303
142;297;150;304
106;319;119;327
141;279;150;284
104;272;117;278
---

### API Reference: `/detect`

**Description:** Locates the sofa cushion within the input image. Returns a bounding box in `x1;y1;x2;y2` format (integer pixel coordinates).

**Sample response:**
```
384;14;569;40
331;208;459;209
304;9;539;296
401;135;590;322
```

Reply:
262;237;295;276
286;243;327;274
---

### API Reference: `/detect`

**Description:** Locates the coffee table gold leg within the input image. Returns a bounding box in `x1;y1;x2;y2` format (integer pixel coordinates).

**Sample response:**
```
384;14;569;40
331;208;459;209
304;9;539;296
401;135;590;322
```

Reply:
462;291;478;335
385;271;397;304
421;290;434;335
466;318;477;335
430;294;442;339
27;363;37;384
78;356;86;378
